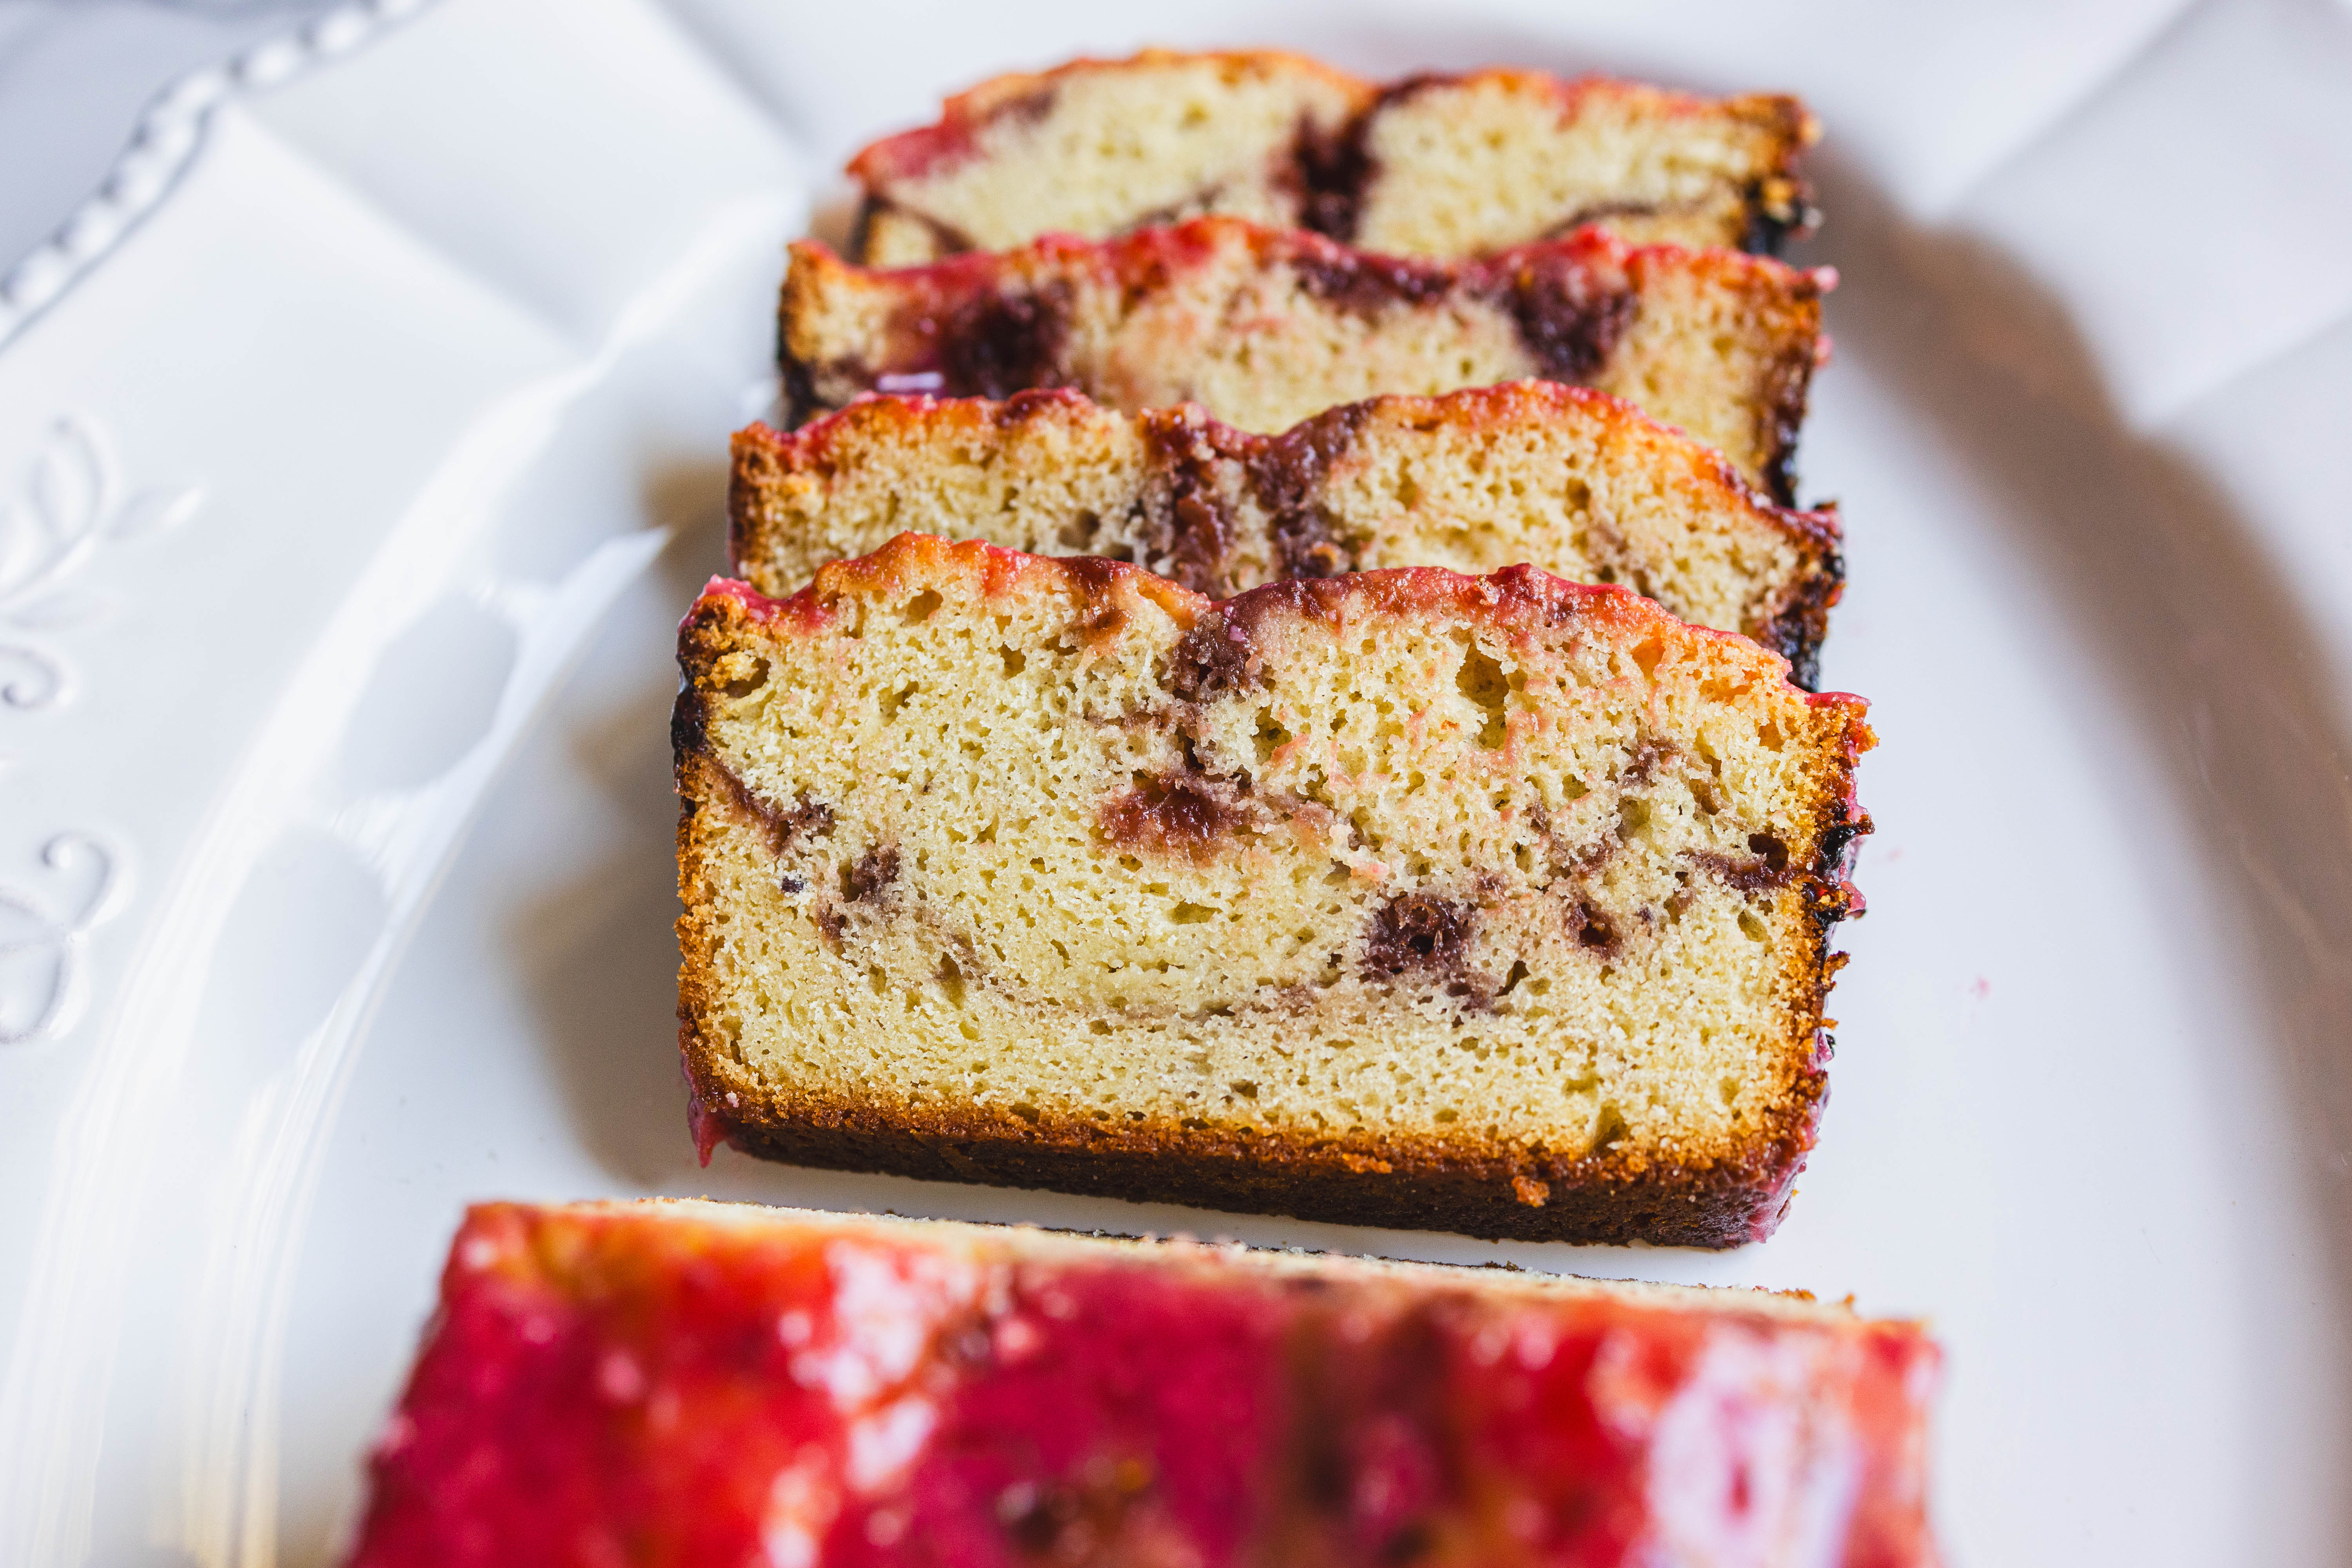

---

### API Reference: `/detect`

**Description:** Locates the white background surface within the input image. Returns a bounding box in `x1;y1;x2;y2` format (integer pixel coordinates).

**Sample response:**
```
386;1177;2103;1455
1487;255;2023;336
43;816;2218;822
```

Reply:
0;2;341;275
3;2;2351;1565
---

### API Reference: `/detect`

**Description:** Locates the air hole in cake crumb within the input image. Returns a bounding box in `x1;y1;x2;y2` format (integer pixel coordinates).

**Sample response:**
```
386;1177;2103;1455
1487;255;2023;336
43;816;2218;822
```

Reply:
937;958;967;1008
1056;511;1101;550
900;590;943;624
1632;637;1665;679
1747;832;1791;875
1230;1081;1258;1100
1719;1076;1743;1107
1252;709;1291;766
1000;647;1025;677
1739;911;1768;941
1455;646;1510;750
1088;1021;1111;1036
878;681;919;720
867;965;887;997
1500;959;1531;996
1592;1104;1628;1151
719;655;769;699
1169;902;1215;925
1011;1104;1041;1123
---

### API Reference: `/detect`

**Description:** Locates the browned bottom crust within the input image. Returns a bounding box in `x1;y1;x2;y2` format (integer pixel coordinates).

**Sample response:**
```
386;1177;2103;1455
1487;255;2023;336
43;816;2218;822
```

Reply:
700;1082;1822;1248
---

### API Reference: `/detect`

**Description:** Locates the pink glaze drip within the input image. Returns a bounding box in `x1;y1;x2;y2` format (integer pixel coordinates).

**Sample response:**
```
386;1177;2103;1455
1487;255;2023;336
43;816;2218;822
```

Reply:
681;1059;724;1167
347;1206;1943;1568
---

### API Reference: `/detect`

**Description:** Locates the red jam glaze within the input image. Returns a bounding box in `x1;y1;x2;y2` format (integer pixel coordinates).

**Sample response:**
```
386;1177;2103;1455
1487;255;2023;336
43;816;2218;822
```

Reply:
691;540;1207;658
818;1259;1289;1568
849;117;985;185
682;1054;725;1166
693;573;797;627
348;1205;1940;1568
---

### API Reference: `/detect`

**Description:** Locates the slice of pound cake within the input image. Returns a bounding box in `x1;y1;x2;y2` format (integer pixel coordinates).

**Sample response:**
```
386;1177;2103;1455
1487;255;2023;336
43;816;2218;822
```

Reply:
780;217;1828;501
348;1200;1942;1568
674;536;1872;1246
731;383;1844;685
849;49;1818;265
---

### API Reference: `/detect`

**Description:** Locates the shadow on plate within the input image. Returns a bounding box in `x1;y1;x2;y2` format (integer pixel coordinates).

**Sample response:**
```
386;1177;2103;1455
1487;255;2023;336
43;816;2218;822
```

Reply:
1805;145;2352;1356
508;457;730;1182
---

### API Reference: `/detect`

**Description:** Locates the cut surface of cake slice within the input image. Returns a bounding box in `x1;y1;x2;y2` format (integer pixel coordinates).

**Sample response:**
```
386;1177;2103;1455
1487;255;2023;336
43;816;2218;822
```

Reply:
674;536;1871;1246
348;1200;1942;1568
730;383;1844;685
849;49;1818;265
780;217;1827;501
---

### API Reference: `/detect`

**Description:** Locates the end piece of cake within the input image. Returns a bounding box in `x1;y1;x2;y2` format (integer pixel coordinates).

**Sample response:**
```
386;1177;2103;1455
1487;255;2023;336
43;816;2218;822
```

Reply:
848;49;1818;265
673;536;1871;1246
730;383;1844;685
780;218;1827;501
347;1200;1942;1568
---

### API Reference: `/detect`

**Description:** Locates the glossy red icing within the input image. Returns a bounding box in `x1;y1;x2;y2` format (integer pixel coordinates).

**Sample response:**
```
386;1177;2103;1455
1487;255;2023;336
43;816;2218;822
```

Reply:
348;1203;1941;1568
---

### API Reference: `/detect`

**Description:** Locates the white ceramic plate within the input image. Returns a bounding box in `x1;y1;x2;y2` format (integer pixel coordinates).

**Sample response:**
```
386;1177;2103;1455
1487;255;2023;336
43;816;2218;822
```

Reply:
5;1;2351;1563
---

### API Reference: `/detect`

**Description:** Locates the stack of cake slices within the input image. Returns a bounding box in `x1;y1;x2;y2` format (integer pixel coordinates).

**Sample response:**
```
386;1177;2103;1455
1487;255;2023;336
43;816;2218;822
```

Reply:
346;50;1937;1566
704;49;1862;1240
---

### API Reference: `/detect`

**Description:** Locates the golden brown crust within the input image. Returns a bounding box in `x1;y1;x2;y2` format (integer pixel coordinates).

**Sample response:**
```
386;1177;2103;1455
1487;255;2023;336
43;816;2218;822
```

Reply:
674;539;1869;1246
695;1087;1818;1249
